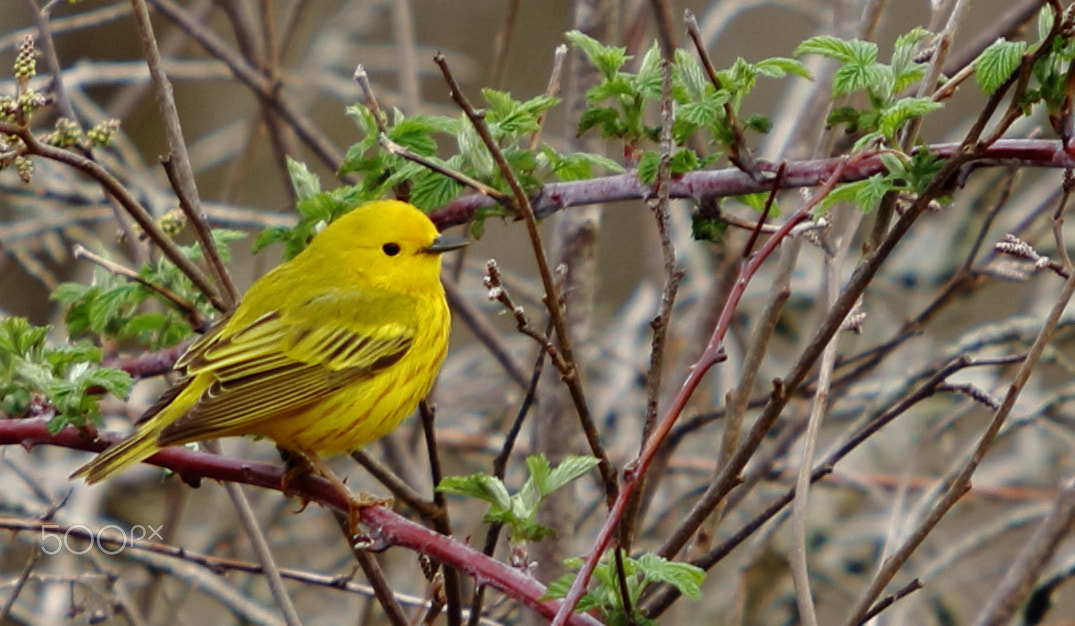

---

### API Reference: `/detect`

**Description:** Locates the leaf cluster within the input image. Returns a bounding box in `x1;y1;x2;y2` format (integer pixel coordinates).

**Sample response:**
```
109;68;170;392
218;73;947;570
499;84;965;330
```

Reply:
821;146;944;213
261;90;620;251
54;230;243;346
546;552;705;625
569;29;808;182
436;454;600;544
797;28;941;147
0;317;131;433
975;7;1075;121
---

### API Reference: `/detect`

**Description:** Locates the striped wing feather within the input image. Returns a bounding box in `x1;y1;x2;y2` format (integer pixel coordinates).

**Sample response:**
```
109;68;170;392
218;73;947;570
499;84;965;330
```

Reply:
157;291;417;445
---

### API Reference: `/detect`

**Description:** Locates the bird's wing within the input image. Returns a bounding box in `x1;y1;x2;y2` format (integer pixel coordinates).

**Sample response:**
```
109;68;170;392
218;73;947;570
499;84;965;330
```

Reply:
156;290;417;445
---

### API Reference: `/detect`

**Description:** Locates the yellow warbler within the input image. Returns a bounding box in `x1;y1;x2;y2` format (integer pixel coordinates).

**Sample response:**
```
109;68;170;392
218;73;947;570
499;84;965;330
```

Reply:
73;200;465;484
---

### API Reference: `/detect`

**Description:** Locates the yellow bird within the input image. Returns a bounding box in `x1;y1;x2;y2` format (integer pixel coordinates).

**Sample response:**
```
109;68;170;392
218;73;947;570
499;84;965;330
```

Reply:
73;200;465;485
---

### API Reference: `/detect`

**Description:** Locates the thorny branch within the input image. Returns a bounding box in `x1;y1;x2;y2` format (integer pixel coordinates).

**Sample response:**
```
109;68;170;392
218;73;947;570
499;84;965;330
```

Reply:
551;155;855;625
0;419;600;626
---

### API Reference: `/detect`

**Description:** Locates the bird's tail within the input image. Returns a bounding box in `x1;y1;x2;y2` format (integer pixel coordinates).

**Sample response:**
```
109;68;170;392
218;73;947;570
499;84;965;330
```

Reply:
70;426;162;484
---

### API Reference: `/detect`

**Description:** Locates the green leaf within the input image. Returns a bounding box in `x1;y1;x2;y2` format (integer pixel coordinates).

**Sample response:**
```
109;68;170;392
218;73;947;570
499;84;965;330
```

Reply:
754;57;812;80
566;30;631;80
409;169;463;211
543;573;575;600
878;97;943;138
1038;6;1054;42
977;39;1026;95
15;360;53;390
670;149;699;175
344;104;380;153
636;553;706;599
544;149;620;181
286;156;321;201
457;120;495;178
389;115;456;156
637;151;661;185
253;226;293;253
482;88;516;117
632;41;664;100
891;27;931;91
853;173;894;211
436;473;513;511
734;192;775;214
796;36;873;64
577;106;622;138
587;77;637;102
878;151;908;180
89;283;137;332
0;316;48;357
675;49;710;97
83;366;132;398
540;455;600;496
833;61;889;97
678;97;726;128
2;388;31;415
907;146;944;193
691;212;728;243
744;114;772;134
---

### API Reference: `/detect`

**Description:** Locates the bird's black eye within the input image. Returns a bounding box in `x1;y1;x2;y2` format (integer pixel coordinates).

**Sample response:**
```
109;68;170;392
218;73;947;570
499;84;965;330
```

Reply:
382;243;401;256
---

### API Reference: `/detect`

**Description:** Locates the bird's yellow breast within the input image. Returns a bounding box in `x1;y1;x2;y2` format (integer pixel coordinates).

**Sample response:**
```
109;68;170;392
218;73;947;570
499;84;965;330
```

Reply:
250;290;451;456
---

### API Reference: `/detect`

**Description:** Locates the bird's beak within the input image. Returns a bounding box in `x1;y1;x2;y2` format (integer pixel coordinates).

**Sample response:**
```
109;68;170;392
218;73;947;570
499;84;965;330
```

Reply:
425;234;469;254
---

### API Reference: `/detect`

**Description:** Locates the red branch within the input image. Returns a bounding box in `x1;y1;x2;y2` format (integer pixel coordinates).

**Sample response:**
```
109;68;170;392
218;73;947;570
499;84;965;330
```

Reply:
549;158;854;625
0;418;601;626
429;138;1072;230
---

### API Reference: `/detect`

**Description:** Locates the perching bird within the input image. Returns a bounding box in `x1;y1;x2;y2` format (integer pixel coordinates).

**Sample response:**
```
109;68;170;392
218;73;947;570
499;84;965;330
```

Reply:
73;200;466;487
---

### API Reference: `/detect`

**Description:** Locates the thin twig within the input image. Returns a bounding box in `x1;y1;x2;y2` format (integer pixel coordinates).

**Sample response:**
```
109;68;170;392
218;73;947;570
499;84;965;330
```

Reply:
970;475;1075;626
334;511;409;626
131;0;239;309
0;544;43;624
694;227;799;555
527;44;568;152
552;157;855;626
419;401;462;626
489;0;521;88
0;120;228;312
685;9;758;177
790;201;863;626
642;355;1024;617
860;578;923;623
434;51;619;506
23;0;76;122
147;0;346;171
648;0;678;58
843;252;1075;625
390;0;420;113
622;57;680;554
443;281;530;389
72;244;206;329
204;437;302;626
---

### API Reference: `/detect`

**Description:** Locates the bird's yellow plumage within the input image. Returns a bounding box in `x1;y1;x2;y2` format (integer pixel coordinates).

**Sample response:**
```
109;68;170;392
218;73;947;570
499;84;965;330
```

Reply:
73;200;465;484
